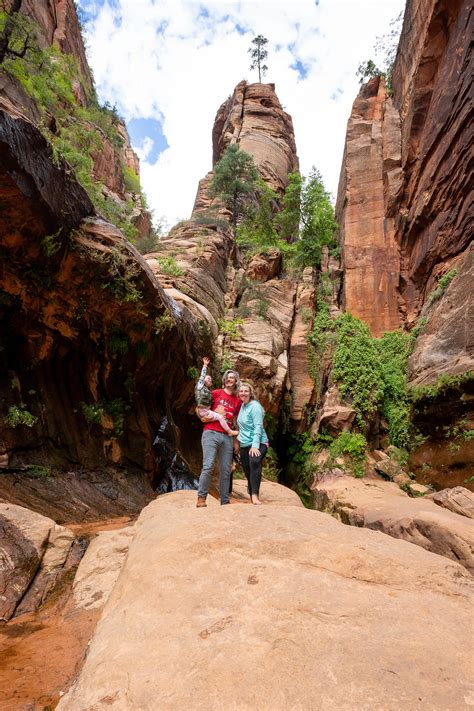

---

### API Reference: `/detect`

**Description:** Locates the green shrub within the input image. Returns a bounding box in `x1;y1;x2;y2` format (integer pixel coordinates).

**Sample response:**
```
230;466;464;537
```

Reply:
154;313;174;335
25;464;51;478
218;317;244;340
108;331;129;354
329;432;367;477
157;256;184;277
428;269;457;304
187;366;200;380
6;405;37;428
81;399;126;437
2;23;143;245
332;314;384;428
122;165;141;193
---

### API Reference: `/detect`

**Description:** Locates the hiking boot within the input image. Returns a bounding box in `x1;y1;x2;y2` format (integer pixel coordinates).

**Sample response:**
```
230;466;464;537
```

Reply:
196;496;207;508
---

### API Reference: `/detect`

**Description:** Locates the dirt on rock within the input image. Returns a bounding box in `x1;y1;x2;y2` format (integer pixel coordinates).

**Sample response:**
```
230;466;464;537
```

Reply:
0;516;134;711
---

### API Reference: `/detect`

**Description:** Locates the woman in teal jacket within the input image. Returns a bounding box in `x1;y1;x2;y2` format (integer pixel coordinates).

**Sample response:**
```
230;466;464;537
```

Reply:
237;382;269;505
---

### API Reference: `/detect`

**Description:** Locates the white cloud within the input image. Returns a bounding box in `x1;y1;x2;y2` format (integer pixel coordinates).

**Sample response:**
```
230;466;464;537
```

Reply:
79;0;405;225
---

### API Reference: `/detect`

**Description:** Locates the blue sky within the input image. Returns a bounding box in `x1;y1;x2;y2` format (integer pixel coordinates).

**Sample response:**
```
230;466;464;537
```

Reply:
77;0;404;229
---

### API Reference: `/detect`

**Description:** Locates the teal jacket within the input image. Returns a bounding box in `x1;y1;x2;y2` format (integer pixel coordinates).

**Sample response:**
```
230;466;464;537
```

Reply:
237;400;269;449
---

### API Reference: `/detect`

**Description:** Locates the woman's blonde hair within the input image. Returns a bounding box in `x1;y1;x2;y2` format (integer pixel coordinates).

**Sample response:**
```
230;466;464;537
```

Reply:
239;381;256;400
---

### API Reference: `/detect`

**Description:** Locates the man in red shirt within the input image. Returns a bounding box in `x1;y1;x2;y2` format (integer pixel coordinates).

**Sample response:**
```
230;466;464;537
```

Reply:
196;369;241;507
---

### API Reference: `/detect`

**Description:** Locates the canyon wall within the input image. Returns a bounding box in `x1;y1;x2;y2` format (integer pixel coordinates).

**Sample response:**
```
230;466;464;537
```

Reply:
0;2;204;514
334;0;473;487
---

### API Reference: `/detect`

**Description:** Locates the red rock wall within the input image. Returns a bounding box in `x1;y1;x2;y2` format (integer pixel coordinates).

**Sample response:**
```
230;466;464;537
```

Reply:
336;0;472;336
391;0;472;317
9;0;93;90
335;77;401;336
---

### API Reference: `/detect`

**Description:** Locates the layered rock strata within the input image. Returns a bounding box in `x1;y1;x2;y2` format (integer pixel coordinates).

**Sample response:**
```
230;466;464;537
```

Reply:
58;490;473;710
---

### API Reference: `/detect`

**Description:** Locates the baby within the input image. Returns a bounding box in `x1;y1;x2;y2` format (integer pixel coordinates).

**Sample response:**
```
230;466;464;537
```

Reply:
195;357;238;436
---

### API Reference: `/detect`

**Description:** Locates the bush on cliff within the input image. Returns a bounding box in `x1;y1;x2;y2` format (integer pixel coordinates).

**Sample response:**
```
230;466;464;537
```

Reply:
1;13;146;243
308;309;415;450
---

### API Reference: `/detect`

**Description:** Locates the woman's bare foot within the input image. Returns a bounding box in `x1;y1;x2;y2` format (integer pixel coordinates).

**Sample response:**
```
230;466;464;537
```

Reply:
229;429;239;436
251;495;262;505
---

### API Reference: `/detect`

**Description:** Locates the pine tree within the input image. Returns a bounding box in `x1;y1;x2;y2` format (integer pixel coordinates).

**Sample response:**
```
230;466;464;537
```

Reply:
248;35;268;82
209;144;259;235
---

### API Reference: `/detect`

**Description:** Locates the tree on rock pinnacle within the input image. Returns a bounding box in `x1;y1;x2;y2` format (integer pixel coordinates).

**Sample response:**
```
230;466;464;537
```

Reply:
249;34;268;82
209;144;258;236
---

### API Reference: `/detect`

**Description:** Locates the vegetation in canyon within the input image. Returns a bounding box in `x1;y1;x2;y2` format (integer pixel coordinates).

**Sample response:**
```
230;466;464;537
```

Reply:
0;5;150;243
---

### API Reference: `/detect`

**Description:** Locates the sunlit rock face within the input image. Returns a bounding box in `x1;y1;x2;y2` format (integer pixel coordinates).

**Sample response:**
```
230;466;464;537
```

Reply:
57;490;473;711
335;76;401;337
213;80;299;194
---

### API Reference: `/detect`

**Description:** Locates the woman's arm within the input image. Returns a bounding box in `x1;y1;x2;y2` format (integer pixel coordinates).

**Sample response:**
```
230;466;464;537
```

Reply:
250;402;265;451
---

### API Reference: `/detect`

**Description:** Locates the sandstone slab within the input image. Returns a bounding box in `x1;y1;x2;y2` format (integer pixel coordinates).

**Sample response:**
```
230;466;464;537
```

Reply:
72;527;135;610
312;474;474;574
429;486;474;520
0;503;74;621
58;490;472;710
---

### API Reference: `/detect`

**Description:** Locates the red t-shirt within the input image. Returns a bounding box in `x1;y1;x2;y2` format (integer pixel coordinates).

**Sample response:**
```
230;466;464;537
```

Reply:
203;389;241;434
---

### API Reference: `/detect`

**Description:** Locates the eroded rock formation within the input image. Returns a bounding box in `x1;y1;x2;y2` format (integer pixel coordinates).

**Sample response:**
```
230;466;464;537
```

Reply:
0;97;201;512
146;80;307;422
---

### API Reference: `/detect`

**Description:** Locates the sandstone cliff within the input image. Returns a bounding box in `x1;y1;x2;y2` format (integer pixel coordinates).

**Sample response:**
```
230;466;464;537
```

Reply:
334;0;473;488
0;5;205;513
146;80;310;430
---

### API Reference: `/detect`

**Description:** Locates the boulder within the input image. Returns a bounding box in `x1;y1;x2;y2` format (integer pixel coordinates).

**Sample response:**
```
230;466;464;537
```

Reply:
312;474;474;573
246;249;282;282
0;503;74;621
311;385;356;437
58;490;472;710
429;487;474;520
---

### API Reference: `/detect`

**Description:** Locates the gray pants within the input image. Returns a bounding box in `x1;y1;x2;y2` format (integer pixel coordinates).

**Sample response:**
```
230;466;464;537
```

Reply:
198;430;234;504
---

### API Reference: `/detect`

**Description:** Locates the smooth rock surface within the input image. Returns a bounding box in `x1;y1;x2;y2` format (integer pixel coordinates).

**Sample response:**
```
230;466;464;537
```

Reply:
312;474;474;573
58;490;473;710
72;527;135;610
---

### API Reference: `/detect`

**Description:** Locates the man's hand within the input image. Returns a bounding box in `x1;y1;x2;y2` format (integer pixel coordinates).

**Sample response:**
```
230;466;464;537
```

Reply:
249;447;260;457
202;356;210;367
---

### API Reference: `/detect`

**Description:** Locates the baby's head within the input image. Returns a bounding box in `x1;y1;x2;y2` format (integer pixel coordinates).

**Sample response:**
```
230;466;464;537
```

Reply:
204;374;213;388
